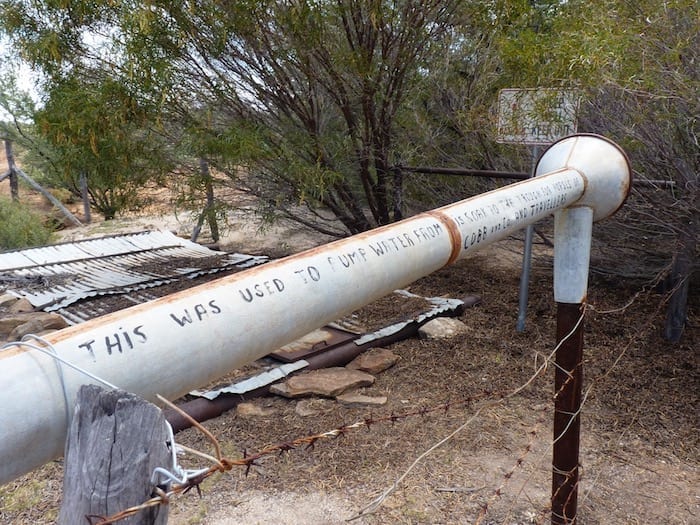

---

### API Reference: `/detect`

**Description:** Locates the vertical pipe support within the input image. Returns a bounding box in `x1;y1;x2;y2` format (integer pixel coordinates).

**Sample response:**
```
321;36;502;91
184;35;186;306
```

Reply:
516;145;540;332
537;134;631;524
551;206;593;525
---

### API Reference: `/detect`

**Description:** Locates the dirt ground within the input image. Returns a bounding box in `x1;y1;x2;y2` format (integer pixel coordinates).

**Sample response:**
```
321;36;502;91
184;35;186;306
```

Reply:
0;167;698;524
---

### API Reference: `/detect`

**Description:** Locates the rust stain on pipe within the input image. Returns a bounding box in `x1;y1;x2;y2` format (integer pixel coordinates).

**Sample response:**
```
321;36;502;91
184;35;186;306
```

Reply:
425;210;463;266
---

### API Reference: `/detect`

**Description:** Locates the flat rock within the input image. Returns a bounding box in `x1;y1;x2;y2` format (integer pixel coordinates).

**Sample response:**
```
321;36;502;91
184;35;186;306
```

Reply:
0;313;34;335
347;348;399;374
270;367;375;398
8;298;34;313
336;392;388;407
418;317;469;340
0;293;20;307
0;312;68;339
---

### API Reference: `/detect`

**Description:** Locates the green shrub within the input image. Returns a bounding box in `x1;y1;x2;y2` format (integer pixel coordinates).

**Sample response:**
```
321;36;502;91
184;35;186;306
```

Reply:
0;196;54;250
47;187;76;205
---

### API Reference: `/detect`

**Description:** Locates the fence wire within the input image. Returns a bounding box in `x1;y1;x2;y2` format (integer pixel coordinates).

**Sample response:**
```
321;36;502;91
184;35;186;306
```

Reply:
2;280;688;525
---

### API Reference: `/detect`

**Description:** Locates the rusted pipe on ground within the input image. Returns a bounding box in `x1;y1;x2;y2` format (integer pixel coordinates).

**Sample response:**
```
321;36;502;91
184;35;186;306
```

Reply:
165;295;481;432
0;134;630;485
163;323;422;432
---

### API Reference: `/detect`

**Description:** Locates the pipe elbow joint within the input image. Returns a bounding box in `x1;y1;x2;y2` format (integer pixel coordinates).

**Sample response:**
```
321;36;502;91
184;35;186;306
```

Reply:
535;134;632;222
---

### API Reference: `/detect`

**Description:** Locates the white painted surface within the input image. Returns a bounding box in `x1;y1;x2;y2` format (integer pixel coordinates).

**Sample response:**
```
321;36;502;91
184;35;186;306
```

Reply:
554;207;594;304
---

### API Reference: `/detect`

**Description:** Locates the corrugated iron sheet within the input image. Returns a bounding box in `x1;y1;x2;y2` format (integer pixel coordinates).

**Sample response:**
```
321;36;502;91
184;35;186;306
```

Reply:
189;360;310;400
0;230;268;322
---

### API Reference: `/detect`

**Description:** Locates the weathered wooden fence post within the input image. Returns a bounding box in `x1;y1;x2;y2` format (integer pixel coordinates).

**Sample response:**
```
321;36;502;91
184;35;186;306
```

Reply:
59;385;170;524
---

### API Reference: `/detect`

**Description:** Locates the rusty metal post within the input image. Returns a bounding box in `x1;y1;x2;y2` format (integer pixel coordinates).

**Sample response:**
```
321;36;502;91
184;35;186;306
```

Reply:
552;206;593;525
537;135;631;524
552;302;585;524
549;205;593;525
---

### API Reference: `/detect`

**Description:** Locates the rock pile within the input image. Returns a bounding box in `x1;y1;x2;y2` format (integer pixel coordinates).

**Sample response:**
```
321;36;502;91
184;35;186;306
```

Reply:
234;318;471;418
0;293;68;344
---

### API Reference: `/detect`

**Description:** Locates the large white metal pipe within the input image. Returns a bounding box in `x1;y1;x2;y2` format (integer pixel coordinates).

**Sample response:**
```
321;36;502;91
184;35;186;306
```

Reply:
0;134;630;484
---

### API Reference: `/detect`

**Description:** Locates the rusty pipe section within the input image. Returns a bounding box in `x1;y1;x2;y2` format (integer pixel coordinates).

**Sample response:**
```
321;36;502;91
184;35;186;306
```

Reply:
0;134;630;484
538;135;630;524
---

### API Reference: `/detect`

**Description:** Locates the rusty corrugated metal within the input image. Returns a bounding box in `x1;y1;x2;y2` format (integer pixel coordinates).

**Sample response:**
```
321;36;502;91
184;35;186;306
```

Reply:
0;230;268;320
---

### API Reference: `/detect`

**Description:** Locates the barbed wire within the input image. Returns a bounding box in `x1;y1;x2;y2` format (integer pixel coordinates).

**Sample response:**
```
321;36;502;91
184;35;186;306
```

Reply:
88;385;536;524
0;328;559;524
475;409;547;525
15;289;673;524
86;306;590;525
347;307;586;522
490;291;670;525
577;293;670;511
587;262;671;315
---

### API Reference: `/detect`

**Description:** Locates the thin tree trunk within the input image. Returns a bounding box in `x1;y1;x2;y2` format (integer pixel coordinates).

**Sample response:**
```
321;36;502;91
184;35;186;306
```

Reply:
80;172;92;223
201;158;219;242
190;211;206;243
15;167;82;226
391;166;403;221
374;168;389;225
331;179;372;233
4;139;19;201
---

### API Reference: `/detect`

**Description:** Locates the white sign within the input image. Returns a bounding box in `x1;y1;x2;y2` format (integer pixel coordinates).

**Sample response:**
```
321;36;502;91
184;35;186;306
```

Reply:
497;88;579;145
